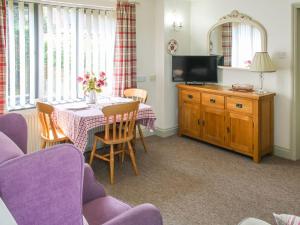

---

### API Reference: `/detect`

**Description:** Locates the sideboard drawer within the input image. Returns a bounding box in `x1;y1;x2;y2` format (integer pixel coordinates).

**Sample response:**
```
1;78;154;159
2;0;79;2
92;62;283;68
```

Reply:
227;97;253;114
202;93;225;109
181;90;200;103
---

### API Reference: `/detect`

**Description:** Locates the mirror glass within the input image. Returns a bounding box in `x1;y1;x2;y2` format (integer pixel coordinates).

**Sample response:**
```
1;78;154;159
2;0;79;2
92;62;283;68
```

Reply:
209;22;262;69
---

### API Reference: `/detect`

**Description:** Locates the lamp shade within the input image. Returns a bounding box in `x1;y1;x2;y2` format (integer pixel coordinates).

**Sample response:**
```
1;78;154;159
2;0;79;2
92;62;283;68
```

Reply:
250;52;276;72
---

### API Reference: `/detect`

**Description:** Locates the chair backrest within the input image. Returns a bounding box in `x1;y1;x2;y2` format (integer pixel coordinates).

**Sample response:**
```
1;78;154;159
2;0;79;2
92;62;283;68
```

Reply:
36;102;58;139
0;113;27;154
124;88;148;103
102;101;139;142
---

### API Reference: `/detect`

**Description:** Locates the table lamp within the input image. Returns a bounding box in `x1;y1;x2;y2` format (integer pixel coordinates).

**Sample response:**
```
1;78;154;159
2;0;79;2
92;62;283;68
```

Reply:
250;52;276;93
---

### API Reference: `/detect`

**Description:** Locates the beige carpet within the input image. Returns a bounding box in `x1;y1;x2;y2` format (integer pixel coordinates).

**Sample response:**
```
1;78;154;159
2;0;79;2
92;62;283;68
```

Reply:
90;135;300;225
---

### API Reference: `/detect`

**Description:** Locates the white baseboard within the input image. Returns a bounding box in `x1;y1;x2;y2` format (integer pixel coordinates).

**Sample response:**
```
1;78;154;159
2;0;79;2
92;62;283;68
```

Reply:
273;145;296;161
137;126;178;138
136;127;156;138
139;127;297;161
153;127;178;138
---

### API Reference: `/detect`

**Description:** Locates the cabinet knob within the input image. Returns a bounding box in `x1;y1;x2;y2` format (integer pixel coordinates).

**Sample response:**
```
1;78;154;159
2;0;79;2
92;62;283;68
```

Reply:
210;98;216;104
188;94;193;99
236;103;243;108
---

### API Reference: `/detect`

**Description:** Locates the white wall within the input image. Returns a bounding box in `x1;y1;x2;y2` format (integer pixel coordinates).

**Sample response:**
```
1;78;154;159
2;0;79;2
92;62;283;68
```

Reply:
159;0;191;131
135;0;157;114
137;0;191;133
190;0;295;159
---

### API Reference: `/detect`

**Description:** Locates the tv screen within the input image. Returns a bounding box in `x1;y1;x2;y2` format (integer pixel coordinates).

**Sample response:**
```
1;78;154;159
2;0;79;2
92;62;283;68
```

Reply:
172;56;218;83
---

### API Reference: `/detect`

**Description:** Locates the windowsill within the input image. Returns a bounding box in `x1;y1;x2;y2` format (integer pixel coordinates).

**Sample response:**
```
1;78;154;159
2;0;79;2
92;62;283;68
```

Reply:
218;66;251;71
8;99;85;112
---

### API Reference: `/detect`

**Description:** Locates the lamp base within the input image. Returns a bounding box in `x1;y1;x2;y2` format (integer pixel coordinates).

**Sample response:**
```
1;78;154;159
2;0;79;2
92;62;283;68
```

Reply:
255;89;268;94
256;73;269;94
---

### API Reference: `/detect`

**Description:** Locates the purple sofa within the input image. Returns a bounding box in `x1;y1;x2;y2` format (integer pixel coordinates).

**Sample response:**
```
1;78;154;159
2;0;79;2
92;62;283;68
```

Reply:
0;113;163;225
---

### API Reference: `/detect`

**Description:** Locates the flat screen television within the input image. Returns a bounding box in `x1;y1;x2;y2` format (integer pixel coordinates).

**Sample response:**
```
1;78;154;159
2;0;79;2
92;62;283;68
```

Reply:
172;56;219;83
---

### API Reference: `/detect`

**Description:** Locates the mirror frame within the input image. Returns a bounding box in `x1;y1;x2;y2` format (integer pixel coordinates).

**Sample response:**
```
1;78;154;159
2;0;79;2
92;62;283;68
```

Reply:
207;10;268;58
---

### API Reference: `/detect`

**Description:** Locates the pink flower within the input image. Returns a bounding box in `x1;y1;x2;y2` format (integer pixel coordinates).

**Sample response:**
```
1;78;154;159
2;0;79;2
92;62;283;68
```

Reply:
77;76;83;82
84;74;90;80
244;60;252;65
83;80;87;85
99;72;106;78
96;80;105;87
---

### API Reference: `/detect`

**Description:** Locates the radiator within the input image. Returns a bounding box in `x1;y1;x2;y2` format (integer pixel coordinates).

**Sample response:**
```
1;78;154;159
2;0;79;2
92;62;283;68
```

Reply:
18;109;99;153
18;109;41;153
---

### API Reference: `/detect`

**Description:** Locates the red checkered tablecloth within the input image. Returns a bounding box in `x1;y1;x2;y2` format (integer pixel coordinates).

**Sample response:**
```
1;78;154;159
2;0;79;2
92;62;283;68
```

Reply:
53;99;156;152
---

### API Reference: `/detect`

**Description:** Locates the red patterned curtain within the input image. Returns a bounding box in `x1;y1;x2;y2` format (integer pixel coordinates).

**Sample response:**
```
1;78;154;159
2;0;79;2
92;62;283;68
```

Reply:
0;0;6;114
113;1;137;97
222;23;232;67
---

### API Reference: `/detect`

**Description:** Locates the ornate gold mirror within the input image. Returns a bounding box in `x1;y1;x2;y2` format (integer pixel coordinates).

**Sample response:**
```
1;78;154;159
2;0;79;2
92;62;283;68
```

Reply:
208;10;267;69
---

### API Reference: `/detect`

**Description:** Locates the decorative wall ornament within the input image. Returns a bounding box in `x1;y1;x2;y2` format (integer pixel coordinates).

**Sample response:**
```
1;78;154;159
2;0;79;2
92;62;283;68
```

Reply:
167;39;178;55
219;10;252;22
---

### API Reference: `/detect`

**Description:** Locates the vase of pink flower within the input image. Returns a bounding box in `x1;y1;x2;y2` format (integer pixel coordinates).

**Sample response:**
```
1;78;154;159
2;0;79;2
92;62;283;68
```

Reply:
77;72;107;104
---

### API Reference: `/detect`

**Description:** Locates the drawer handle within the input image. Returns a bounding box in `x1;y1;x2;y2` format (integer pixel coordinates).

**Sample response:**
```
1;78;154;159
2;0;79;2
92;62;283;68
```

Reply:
236;103;243;109
210;98;216;104
188;94;193;99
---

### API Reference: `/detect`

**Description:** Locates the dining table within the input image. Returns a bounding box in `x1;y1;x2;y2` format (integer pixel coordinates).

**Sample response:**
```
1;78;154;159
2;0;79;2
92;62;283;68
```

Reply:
53;96;156;152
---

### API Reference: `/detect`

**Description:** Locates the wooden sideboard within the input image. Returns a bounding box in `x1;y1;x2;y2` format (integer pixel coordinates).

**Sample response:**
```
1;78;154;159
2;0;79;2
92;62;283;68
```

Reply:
177;84;276;162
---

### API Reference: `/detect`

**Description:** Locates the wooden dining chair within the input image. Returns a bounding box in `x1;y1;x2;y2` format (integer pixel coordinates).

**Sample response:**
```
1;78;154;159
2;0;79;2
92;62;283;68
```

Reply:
123;88;148;152
89;101;140;184
36;102;70;149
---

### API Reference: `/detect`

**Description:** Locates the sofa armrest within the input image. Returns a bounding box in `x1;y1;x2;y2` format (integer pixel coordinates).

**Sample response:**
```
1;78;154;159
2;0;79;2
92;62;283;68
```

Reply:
102;203;163;225
82;164;106;204
0;144;84;225
0;113;27;154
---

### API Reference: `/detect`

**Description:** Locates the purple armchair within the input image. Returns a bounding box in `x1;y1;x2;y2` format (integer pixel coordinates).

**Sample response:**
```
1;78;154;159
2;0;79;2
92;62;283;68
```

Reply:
0;113;27;154
0;113;163;225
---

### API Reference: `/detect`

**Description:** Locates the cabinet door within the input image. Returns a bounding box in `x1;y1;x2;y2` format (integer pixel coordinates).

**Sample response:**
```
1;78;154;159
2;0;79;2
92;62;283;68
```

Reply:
227;112;254;154
202;107;225;146
180;100;201;138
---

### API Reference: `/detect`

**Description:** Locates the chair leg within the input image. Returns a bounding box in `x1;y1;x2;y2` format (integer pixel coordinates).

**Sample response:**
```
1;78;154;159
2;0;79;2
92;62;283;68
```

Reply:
89;138;98;166
41;140;46;149
137;124;147;153
109;144;115;184
121;143;125;163
127;141;138;175
132;126;136;147
118;144;124;165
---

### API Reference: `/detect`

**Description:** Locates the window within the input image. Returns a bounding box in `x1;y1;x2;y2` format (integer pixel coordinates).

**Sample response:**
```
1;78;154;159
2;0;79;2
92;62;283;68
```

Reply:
231;23;261;68
6;0;116;110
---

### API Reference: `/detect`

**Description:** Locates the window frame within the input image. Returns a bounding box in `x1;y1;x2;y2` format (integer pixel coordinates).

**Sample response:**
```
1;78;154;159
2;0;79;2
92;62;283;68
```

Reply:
6;0;116;111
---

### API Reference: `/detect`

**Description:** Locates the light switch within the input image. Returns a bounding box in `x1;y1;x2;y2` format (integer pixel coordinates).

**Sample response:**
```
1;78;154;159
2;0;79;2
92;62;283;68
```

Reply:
276;52;287;59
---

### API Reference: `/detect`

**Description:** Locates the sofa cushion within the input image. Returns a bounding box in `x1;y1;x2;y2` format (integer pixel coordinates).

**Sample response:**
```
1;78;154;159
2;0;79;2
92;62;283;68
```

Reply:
83;196;131;225
0;132;24;164
274;213;300;225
